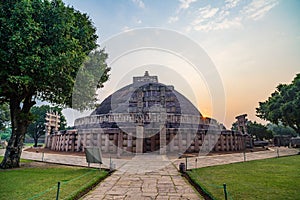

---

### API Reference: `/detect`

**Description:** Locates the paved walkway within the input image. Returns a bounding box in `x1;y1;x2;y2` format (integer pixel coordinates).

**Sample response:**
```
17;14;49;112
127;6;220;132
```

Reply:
83;155;201;200
0;147;298;200
173;147;299;170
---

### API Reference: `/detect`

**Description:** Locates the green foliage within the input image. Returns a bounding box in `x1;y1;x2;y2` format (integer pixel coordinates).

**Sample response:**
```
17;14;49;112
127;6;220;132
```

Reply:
247;121;273;140
187;155;300;200
65;126;75;130
72;49;110;111
257;74;300;134
0;0;109;168
0;103;10;130
0;0;102;107
231;122;238;131
267;123;297;137
0;127;12;142
26;105;66;147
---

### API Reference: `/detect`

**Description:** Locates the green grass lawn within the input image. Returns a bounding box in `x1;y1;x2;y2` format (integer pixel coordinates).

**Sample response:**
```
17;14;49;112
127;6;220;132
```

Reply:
187;155;300;200
0;156;108;200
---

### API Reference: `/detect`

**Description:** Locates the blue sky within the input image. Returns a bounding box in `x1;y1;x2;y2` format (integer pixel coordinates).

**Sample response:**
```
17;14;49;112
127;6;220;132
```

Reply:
62;0;300;128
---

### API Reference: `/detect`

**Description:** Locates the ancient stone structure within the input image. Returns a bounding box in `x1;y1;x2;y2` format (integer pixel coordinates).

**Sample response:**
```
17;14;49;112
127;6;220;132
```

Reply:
46;71;247;154
235;114;248;134
235;114;252;148
44;111;60;145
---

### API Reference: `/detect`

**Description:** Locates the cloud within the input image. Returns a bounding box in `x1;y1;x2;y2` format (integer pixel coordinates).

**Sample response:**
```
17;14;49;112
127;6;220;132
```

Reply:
169;0;197;24
193;17;242;31
225;0;241;9
198;5;219;19
185;0;279;32
131;0;145;9
241;0;279;20
177;0;197;13
168;16;179;23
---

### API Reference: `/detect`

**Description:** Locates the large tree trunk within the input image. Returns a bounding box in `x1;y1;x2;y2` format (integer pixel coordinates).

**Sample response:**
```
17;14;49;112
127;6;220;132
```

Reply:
33;136;38;148
0;97;34;169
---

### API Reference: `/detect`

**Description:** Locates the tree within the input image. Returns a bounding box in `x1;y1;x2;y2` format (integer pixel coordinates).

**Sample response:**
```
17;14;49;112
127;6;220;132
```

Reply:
72;49;110;111
266;123;297;137
0;103;10;131
26;105;66;147
256;74;300;134
0;127;12;142
247;121;273;141
0;0;109;168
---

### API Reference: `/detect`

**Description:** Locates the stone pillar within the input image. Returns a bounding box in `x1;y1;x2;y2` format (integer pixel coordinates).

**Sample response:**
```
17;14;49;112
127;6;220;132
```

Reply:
169;131;174;152
160;124;166;154
194;133;200;152
117;131;123;158
77;134;81;152
215;135;219;152
71;133;75;152
208;133;212;152
230;134;233;151
136;125;144;154
201;132;205;147
97;132;101;148
51;136;55;150
82;133;87;152
105;134;109;153
225;134;229;151
60;135;64;151
240;136;244;150
233;134;237;150
65;134;69;152
220;134;225;151
186;132;191;152
127;134;133;152
113;133;118;153
178;131;183;152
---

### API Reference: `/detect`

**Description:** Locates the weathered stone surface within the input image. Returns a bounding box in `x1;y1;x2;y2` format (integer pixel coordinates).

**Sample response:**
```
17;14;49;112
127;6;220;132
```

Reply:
80;155;203;200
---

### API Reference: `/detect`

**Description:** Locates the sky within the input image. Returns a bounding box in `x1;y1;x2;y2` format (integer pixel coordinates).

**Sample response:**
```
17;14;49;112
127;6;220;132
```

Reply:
62;0;300;128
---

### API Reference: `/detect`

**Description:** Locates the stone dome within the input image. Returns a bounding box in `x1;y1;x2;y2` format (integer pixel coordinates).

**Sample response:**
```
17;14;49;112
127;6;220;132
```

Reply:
91;71;202;118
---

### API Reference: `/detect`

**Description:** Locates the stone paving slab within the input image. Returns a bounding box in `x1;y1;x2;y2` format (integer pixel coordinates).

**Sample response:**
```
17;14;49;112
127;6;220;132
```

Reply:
82;154;202;200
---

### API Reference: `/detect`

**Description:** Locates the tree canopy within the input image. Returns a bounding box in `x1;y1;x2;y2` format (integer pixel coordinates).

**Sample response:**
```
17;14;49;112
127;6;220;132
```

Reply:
267;123;297;137
72;49;110;111
247;121;273;141
26;105;66;147
256;74;300;134
0;0;109;168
